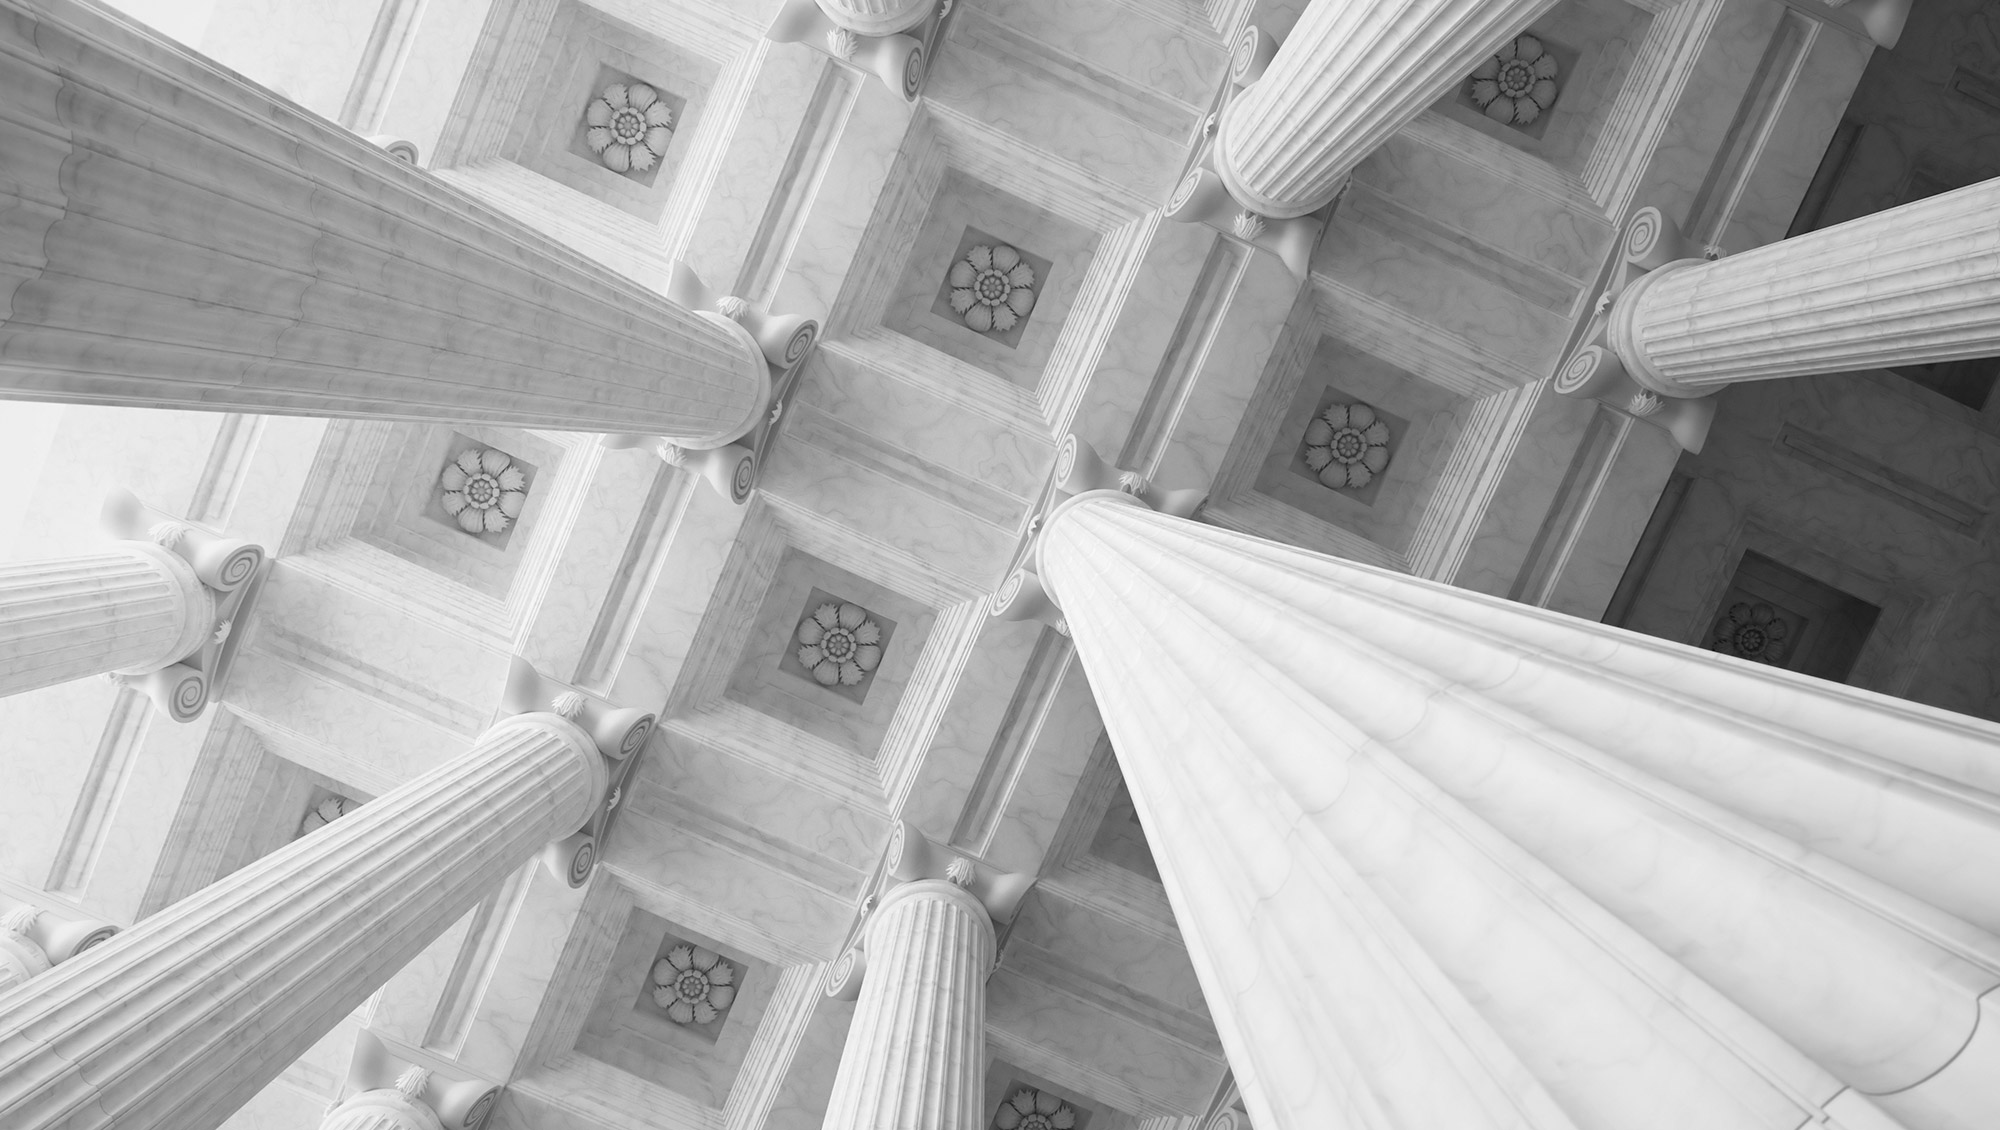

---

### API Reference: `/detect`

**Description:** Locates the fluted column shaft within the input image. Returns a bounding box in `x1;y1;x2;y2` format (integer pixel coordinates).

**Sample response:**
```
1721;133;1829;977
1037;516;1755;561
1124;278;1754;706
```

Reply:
1036;492;2000;1130
1214;0;1556;218
821;881;993;1130
0;546;211;698
1612;177;2000;396
0;0;767;441
0;714;605;1130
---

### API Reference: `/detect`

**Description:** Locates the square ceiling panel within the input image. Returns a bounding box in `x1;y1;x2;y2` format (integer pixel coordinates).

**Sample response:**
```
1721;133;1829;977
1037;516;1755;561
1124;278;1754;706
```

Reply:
1254;335;1466;554
883;169;1098;387
504;0;717;222
726;548;935;760
576;909;771;1104
1430;0;1652;175
1453;32;1578;140
353;423;563;600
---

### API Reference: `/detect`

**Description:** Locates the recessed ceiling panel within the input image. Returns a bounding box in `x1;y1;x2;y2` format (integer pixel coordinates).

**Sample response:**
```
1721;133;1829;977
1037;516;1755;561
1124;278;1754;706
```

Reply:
726;548;936;760
883;169;1099;387
575;909;771;1104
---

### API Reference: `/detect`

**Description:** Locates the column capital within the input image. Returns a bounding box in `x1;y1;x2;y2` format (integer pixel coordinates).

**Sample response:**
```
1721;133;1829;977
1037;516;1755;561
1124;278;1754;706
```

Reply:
871;878;994;940
1603;256;1706;397
1580;179;2000;405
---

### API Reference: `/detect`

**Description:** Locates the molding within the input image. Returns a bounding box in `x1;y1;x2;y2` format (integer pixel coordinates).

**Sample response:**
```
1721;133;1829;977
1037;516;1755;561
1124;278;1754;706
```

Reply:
1509;404;1635;606
1583;0;1732;215
1311;271;1531;395
338;0;429;133
187;414;264;528
875;596;987;811
1037;730;1121;877
137;710;265;918
573;464;698;695
431;0;561;167
948;628;1075;855
424;861;537;1055
1342;181;1586;315
626;779;865;899
952;7;1202;141
44;687;151;897
1683;8;1819;248
1116;234;1251;475
719;961;826;1130
1407;382;1544;582
1040;212;1160;435
1002;936;1221;1056
1774;422;1987;536
736;59;863;308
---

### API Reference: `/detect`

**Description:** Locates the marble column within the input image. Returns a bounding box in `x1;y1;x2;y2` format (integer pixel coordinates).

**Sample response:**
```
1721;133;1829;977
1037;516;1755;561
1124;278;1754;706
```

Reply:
820;879;993;1130
0;547;213;699
1212;0;1556;218
0;904;117;994
814;0;929;36
0;714;606;1130
1608;177;2000;398
0;0;768;444
1031;491;2000;1130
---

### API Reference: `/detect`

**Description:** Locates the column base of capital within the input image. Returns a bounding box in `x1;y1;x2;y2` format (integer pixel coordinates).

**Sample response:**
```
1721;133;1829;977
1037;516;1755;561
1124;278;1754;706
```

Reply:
1163;166;1326;277
1210;108;1340;221
343;1030;502;1130
766;0;931;102
1603;257;1709;400
1553;334;1717;454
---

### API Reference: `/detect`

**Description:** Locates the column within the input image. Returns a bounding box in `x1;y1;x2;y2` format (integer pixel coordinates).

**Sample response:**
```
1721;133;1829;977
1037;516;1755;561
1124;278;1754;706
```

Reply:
1028;490;2000;1130
0;713;607;1130
1212;0;1557;219
814;0;929;36
1607;177;2000;397
820;879;993;1130
0;904;117;994
0;547;212;699
0;0;768;444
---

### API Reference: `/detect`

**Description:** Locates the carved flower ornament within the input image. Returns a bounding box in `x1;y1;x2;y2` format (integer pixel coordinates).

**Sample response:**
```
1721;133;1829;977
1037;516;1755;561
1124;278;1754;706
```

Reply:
297;793;354;838
949;244;1037;334
586;82;675;173
1303;401;1392;490
652;944;737;1024
994;1089;1077;1130
796;602;884;687
1711;601;1789;665
1469;35;1560;126
439;447;528;535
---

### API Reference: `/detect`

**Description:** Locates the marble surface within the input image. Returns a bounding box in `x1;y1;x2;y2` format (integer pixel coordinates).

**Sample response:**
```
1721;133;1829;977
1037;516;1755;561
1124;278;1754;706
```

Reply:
0;1;1935;1128
1041;494;2000;1130
1804;0;2000;233
500;0;725;223
1429;0;1653;180
0;715;601;1128
1619;369;2000;722
1;0;768;441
